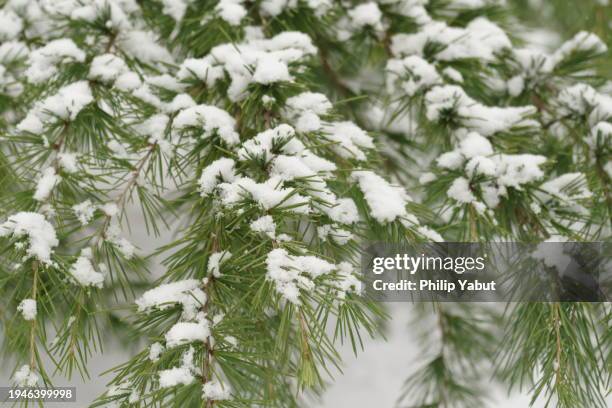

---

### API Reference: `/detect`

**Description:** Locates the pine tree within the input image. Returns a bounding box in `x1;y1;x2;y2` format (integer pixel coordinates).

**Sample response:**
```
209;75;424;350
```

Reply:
0;1;609;408
327;2;609;407
0;1;432;406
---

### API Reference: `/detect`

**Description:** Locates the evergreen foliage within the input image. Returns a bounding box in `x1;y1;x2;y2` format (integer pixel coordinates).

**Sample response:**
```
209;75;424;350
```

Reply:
0;0;609;407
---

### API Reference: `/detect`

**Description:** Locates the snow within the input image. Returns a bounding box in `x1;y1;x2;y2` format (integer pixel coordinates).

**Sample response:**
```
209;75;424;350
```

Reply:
70;249;105;288
286;92;332;115
262;95;276;107
512;47;552;78
149;342;164;362
588;95;612;126
130;85;161;110
436;143;547;205
0;212;58;265
417;226;444;242
225;335;238;348
100;203;120;217
26;39;86;84
58;152;78;173
34;167;61;202
589;121;612;149
253;55;292;84
208;251;232;277
73;200;96;225
385;0;430;23
604;161;612;179
259;0;288;16
0;40;28;66
218;176;310;213
284;93;333;132
137;114;174;154
199;158;237;196
250;215;276;239
465;156;497;177
325;226;353;245
234;124;333;182
173;105;240;146
348;2;384;33
13;365;39;387
323;122;374;161
424;85;472;121
270;155;316;180
480;183;503;208
165;321;210;348
442;67;464;83
327;198;360;225
114;71;142;91
334;262;362;298
107;140;129;159
0;10;22;41
16;114;44;135
300;151;337;173
255;0;330;16
17;298;37;320
495;154;546;188
419;172;437;184
471;99;537;136
557;83;598;115
507;75;525;97
391;18;511;62
550;31;607;68
447;177;476;203
202;380;231;400
215;0;247;25
425;85;538;136
294;111;322;132
166;94;196;113
531;243;573;275
68;0;136;29
106;222;136;259
265;248;336;304
557;84;612;126
160;0;189;22
88;54;128;83
590;121;612;139
448;0;488;9
159;367;194;387
265;248;362;303
539;173;592;203
459;132;493;158
118;30;173;65
17;81;93;133
351;171;410;223
237;124;296;161
386;56;441;96
136;279;206;320
146;74;185;92
128;390;140;404
137;113;169;141
106;381;132;398
436;150;465;170
177;58;224;86
195;32;316;101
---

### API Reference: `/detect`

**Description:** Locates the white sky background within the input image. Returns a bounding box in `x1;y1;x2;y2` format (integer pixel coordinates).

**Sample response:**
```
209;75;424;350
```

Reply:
319;303;537;408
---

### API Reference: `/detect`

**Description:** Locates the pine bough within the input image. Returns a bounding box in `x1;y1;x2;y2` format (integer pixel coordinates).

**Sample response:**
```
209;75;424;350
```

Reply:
0;0;609;407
